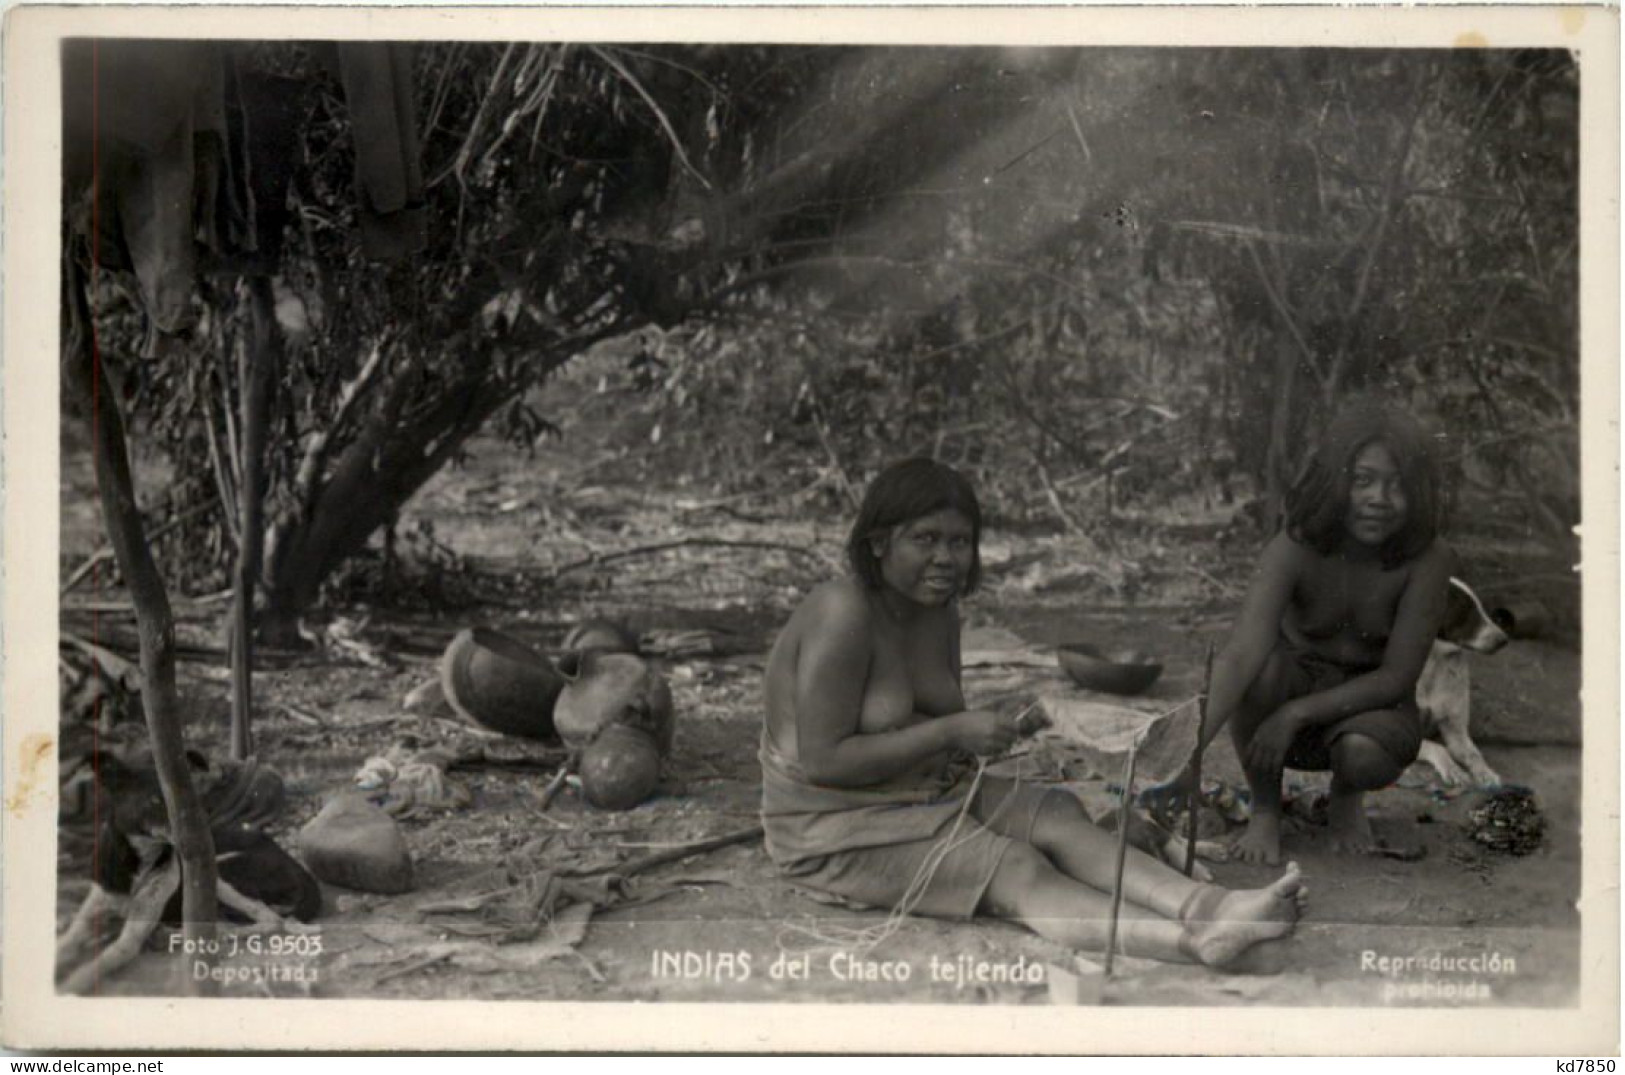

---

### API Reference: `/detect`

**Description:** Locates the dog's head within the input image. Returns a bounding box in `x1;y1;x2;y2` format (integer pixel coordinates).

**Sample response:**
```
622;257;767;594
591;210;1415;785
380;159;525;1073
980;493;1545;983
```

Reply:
1439;577;1510;655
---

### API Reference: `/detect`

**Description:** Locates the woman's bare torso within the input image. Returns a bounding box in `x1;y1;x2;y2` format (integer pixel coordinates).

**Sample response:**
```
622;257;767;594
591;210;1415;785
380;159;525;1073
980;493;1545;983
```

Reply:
764;579;964;781
1281;548;1415;669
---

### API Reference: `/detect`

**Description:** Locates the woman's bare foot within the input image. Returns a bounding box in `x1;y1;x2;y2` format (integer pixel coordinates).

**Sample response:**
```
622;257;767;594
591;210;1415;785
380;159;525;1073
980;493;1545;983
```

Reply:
1327;788;1376;854
1232;807;1282;865
1183;863;1307;967
1161;834;1216;883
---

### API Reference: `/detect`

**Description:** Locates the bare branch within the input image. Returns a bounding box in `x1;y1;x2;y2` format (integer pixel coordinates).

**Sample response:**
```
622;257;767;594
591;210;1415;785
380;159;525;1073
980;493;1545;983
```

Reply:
545;538;826;583
1326;75;1428;398
291;336;390;522
589;45;713;192
1243;240;1322;383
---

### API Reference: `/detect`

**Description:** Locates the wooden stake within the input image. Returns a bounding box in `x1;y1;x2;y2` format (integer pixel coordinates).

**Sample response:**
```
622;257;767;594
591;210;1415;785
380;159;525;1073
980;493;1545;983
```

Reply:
1184;642;1216;877
536;752;580;811
1103;741;1138;978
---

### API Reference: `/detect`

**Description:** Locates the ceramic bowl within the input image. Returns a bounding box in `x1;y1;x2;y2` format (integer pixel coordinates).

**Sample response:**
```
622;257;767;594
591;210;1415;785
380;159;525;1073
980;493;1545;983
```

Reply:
1056;641;1163;696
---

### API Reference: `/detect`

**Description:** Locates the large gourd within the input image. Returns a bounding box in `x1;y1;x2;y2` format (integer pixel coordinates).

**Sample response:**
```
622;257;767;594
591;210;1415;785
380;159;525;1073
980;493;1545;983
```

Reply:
440;627;565;741
554;650;674;753
579;724;663;810
554;650;675;810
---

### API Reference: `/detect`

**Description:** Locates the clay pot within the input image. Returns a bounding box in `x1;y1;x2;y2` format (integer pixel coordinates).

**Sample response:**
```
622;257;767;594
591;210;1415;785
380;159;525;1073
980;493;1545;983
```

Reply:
579;724;663;810
440;627;566;741
563;617;639;655
554;650;675;754
1057;642;1163;696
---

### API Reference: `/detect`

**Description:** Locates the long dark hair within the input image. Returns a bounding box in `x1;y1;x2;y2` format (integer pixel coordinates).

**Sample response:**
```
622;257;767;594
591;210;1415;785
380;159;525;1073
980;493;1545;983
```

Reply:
1285;398;1442;567
846;458;983;594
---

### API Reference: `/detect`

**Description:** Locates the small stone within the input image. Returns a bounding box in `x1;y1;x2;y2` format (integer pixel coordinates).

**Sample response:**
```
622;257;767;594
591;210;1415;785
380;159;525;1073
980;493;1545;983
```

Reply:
298;793;414;894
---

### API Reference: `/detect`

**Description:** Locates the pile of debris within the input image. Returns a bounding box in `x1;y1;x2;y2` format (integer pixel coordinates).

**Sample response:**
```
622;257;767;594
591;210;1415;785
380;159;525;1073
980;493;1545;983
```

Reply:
1464;787;1546;856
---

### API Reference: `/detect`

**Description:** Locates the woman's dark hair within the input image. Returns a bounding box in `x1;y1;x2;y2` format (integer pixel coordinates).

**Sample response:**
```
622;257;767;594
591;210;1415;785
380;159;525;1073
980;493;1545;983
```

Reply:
847;457;983;594
1285;398;1442;567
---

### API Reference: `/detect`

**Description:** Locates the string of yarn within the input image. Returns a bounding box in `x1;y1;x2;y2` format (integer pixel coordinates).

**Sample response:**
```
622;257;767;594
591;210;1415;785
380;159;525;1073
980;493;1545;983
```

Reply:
775;694;1201;960
776;751;1031;958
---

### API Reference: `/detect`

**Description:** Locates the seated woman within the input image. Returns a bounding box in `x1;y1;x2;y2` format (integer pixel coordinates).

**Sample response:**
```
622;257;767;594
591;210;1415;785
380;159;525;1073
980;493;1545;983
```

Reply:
760;457;1305;967
1179;400;1452;864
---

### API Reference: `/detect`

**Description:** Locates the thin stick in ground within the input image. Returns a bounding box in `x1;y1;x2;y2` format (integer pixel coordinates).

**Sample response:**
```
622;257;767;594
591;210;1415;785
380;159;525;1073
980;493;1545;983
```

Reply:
1185;641;1215;878
1104;741;1138;978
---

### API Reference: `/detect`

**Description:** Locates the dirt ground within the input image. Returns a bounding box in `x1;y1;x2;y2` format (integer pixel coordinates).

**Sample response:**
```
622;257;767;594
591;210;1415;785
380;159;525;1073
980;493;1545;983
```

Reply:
55;358;1585;1008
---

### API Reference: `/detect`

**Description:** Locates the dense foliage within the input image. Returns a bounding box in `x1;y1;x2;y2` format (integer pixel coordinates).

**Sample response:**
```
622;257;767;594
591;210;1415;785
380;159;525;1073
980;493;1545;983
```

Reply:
88;44;1580;624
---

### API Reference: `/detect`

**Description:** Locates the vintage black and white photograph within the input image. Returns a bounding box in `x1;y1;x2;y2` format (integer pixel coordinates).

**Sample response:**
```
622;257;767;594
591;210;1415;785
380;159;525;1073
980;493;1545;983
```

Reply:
4;3;1617;1054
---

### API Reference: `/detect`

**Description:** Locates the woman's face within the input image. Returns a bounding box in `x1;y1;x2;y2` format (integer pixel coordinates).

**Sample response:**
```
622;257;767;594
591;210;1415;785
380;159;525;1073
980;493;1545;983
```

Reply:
874;508;976;606
1345;441;1408;548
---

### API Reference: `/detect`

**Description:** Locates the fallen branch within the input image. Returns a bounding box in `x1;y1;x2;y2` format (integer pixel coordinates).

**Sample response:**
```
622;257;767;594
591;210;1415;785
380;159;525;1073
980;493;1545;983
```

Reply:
414;826;766;958
63;589;234;615
60;631;141;688
61;501;219;597
278;704;325;727
547;538;824;581
584;824;763;879
59;629;307;669
372;951;453;985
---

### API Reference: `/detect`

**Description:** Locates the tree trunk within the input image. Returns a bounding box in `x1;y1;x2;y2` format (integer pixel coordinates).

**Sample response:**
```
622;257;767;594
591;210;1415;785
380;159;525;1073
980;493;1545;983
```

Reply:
258;360;512;642
64;242;219;988
255;315;632;636
229;277;280;759
1263;331;1299;518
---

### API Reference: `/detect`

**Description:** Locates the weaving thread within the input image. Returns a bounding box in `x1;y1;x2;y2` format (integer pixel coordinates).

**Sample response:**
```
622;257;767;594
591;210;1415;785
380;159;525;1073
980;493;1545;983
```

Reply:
777;749;1031;958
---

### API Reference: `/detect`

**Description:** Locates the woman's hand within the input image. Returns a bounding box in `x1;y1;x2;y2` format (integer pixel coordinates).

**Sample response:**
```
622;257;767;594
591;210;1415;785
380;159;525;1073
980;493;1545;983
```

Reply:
1246;708;1305;775
1141;760;1200;819
947;709;1021;757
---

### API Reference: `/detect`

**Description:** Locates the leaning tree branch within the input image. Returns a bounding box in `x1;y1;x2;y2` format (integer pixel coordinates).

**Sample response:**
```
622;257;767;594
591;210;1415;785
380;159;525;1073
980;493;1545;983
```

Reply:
289;334;390;523
63;242;220;979
1243;240;1322;384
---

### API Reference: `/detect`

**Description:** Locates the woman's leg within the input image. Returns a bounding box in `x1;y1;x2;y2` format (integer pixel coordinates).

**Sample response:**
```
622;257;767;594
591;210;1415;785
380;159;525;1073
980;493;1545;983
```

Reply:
1230;649;1299;865
972;781;1201;918
1326;729;1406;854
970;778;1308;964
978;841;1305;967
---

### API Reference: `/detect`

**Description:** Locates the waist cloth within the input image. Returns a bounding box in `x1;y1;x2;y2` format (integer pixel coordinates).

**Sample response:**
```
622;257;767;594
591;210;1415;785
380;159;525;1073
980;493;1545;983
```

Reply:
758;732;1052;920
1267;635;1423;771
